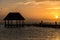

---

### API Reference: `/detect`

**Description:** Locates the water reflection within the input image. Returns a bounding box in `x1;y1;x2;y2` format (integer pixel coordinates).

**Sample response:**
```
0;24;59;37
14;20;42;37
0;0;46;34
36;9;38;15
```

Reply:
0;26;60;40
54;30;60;40
47;28;60;40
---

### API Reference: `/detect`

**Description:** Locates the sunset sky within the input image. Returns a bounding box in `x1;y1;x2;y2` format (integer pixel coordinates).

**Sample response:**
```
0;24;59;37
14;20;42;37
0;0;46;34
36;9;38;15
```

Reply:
0;0;60;21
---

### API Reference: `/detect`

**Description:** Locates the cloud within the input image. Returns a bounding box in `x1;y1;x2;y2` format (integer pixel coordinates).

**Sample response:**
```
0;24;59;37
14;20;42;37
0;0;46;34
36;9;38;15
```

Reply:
35;0;46;2
47;7;60;9
11;1;60;11
16;1;42;5
15;1;60;6
1;0;60;9
35;0;60;2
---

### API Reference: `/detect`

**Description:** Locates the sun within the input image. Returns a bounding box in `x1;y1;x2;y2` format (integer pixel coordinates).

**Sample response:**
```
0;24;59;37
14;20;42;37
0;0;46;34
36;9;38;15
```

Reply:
55;16;58;19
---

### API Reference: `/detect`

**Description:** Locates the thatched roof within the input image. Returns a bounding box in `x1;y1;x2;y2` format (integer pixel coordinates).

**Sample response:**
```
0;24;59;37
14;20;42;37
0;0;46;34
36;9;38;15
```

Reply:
4;12;25;20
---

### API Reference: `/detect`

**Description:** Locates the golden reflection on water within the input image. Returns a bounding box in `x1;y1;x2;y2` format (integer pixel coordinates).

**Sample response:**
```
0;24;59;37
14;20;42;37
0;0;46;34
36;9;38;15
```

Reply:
51;29;60;40
0;26;60;40
55;32;60;40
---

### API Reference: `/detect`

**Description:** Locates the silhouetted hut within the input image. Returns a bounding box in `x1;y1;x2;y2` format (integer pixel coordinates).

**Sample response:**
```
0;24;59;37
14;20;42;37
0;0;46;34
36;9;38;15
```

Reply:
4;12;25;28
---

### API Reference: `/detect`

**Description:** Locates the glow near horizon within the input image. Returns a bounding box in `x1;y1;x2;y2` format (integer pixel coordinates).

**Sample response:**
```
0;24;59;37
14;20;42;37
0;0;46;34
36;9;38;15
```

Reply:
0;0;60;20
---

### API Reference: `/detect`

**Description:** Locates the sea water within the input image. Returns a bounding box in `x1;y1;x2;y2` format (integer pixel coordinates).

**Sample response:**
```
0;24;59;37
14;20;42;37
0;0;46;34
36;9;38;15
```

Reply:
0;24;60;40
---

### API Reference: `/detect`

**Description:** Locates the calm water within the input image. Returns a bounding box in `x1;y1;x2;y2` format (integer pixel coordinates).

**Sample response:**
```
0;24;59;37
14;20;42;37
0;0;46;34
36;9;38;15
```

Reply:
0;25;60;40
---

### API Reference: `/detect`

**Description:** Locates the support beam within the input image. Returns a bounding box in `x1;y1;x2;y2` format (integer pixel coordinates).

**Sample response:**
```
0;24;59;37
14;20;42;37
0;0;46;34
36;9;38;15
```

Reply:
16;20;18;27
11;20;12;28
22;20;24;27
18;20;20;27
21;20;22;27
5;20;6;27
19;20;21;27
8;20;9;27
17;20;19;27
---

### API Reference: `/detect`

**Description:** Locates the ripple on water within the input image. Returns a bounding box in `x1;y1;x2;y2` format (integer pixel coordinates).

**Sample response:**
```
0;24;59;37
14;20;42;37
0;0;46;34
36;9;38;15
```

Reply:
0;26;60;40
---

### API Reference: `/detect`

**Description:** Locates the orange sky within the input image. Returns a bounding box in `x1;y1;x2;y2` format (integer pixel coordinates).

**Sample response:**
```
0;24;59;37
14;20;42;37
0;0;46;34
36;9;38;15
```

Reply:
0;0;60;21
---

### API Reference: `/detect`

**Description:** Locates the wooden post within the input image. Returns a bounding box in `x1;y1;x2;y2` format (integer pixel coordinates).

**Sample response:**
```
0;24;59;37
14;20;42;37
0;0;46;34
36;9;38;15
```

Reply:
16;20;18;27
11;20;12;28
8;20;9;28
19;20;21;27
18;20;19;27
5;20;6;27
22;20;24;26
21;20;22;27
17;20;18;27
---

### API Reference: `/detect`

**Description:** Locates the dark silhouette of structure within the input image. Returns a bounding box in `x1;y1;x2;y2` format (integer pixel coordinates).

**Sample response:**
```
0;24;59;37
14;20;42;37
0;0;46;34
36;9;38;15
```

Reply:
4;12;25;28
55;21;57;25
